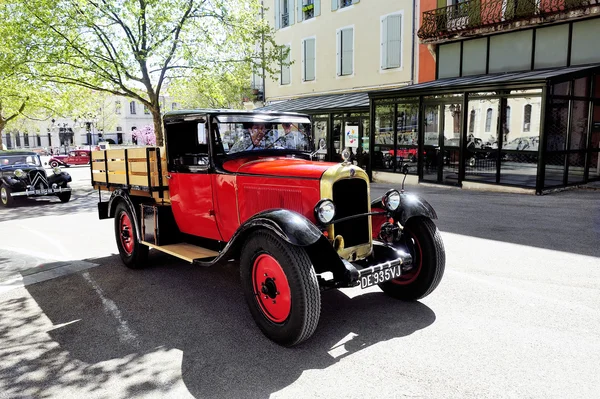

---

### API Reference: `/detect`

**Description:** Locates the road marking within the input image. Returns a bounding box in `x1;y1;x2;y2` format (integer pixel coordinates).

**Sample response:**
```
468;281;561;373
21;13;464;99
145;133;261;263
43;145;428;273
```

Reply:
82;272;139;348
21;225;72;259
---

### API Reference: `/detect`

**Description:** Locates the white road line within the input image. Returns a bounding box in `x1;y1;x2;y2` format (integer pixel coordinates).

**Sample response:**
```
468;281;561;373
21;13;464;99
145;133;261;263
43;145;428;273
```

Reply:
82;272;139;348
21;225;72;259
0;245;63;261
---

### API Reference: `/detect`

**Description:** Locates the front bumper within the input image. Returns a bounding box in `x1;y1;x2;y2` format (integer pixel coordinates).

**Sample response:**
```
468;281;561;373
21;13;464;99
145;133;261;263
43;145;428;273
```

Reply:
11;187;72;197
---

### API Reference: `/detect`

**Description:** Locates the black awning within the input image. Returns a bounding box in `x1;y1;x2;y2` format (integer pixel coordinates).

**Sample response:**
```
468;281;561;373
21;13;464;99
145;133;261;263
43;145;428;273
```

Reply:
370;64;600;98
258;91;370;113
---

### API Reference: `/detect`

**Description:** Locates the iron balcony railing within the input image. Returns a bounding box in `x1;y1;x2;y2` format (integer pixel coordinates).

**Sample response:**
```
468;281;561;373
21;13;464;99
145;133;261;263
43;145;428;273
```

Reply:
418;0;599;41
281;13;289;27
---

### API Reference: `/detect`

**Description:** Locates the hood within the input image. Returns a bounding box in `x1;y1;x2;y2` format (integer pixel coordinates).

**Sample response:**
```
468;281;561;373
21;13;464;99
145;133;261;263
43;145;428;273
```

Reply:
223;156;336;179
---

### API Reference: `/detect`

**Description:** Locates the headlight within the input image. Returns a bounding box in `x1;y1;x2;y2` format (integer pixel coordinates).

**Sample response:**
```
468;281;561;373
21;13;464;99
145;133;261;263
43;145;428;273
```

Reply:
53;166;61;175
314;199;336;224
382;189;401;212
14;169;25;178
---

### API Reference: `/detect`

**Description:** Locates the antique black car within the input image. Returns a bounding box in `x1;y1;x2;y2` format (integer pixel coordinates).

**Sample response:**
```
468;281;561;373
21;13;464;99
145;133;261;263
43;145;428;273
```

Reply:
0;150;72;207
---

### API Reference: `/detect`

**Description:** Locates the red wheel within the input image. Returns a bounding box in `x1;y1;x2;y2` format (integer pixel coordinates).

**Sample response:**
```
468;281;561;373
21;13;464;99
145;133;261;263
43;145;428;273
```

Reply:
252;254;292;323
240;230;321;347
391;231;422;286
379;217;445;300
114;202;149;268
119;212;134;255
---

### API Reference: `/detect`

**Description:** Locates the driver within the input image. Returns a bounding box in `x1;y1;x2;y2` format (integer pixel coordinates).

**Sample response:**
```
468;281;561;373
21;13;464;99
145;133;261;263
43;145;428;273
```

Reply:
229;123;269;152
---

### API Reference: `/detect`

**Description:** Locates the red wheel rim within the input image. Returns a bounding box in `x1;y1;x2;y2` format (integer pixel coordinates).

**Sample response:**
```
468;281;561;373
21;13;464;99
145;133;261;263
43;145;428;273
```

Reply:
252;254;291;323
119;212;134;255
392;232;422;285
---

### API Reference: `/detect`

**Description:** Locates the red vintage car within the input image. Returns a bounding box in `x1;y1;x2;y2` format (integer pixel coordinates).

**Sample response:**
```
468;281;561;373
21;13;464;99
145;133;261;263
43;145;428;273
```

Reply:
91;110;445;347
49;149;91;168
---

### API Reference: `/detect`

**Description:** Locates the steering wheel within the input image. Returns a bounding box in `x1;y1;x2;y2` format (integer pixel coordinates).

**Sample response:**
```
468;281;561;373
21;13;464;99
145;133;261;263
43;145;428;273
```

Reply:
265;134;288;149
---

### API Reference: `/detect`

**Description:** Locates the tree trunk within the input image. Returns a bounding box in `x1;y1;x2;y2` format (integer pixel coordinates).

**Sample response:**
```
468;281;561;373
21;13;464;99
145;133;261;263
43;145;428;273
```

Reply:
150;106;164;147
0;121;5;150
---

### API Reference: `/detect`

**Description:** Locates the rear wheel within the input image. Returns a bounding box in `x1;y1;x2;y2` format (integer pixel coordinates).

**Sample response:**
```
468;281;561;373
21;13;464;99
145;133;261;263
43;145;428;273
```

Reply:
379;217;445;300
240;230;321;347
50;160;59;168
57;188;71;203
114;202;148;269
0;185;15;207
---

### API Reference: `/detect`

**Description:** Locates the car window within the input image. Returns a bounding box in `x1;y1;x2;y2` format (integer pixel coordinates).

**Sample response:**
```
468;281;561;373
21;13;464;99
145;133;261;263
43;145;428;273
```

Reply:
218;121;312;155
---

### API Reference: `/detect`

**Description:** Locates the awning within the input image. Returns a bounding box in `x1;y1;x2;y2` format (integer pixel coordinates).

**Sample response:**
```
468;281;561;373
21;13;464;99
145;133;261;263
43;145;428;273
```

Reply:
370;64;600;98
258;91;370;113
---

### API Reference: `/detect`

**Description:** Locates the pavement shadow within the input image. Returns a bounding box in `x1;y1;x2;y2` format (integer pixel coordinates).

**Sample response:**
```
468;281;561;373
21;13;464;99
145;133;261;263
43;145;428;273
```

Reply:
18;253;436;398
372;184;600;258
0;189;97;222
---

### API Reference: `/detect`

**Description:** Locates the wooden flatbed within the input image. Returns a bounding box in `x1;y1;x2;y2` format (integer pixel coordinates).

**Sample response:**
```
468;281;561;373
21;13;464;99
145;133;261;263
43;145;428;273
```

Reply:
91;147;170;201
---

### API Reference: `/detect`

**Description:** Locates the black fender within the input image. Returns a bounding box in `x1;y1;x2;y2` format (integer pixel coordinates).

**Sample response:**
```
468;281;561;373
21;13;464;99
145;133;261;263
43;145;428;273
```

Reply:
371;192;437;225
47;172;72;185
0;176;21;188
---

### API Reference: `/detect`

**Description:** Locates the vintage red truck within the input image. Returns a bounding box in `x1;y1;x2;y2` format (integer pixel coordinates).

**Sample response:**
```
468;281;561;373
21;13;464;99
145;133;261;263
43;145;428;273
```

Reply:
91;110;445;346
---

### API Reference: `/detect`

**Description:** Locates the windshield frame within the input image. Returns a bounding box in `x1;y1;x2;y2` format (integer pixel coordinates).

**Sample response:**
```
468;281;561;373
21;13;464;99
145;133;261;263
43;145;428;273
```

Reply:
0;154;42;168
212;113;314;160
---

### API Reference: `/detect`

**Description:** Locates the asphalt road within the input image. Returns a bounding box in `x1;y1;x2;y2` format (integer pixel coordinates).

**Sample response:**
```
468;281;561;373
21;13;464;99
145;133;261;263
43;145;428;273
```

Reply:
0;166;599;399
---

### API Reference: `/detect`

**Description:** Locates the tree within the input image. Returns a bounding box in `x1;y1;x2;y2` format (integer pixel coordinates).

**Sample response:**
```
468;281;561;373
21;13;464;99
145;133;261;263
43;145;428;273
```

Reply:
9;0;282;146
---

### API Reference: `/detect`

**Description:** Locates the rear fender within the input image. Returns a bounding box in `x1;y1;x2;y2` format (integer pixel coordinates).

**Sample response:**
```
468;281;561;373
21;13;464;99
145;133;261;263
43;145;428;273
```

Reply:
106;189;145;241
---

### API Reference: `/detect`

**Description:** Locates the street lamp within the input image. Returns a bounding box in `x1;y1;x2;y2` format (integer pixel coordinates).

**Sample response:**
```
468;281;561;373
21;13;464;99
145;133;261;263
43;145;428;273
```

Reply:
76;113;98;151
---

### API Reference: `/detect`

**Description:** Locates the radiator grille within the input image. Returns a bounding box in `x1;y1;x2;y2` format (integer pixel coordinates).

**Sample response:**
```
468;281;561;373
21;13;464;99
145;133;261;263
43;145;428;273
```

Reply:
332;178;369;248
28;170;49;189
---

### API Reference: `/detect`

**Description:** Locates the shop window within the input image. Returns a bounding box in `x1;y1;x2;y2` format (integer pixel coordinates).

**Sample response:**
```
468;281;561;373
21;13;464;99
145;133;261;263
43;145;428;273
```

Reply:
505;105;511;140
469;110;476;133
523;104;532;132
546;99;568;151
485;108;493;132
573;77;590;98
381;13;402;70
570;101;589;150
337;27;354;76
374;104;394;171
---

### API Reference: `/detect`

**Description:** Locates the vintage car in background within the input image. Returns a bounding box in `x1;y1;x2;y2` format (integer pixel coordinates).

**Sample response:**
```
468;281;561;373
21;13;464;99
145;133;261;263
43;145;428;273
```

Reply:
48;149;92;168
91;110;446;347
0;151;72;207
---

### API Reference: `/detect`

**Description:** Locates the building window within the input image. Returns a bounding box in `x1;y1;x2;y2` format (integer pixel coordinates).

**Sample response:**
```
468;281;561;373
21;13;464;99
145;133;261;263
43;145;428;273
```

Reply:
130;101;136;114
381;13;402;70
485;108;493;132
116;126;122;132
523;104;532;132
115;100;121;115
337;27;354;76
280;0;291;28
332;0;356;10
469;110;476;133
172;103;177;111
24;133;30;147
303;38;316;81
280;45;291;85
303;0;315;20
144;105;150;114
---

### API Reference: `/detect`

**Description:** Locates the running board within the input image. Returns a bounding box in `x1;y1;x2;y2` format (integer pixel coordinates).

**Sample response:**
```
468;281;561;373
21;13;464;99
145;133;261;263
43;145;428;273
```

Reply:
141;241;219;263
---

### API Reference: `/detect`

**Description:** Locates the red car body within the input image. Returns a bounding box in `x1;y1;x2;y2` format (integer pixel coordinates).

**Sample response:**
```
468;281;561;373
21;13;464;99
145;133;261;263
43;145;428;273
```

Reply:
49;150;91;167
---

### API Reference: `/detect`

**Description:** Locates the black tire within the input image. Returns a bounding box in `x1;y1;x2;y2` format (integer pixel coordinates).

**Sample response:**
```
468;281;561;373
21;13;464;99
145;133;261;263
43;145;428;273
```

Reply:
114;202;149;269
0;184;15;207
240;230;321;347
379;217;445;300
50;160;59;168
57;190;71;203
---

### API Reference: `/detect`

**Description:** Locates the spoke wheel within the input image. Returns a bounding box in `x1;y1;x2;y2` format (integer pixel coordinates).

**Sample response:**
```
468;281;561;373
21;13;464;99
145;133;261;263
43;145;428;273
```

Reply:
0;185;14;207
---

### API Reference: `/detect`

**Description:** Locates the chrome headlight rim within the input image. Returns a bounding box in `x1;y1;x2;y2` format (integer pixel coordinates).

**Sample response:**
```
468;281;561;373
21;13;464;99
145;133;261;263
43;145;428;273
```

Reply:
382;189;401;212
52;166;62;175
14;168;25;178
314;198;336;225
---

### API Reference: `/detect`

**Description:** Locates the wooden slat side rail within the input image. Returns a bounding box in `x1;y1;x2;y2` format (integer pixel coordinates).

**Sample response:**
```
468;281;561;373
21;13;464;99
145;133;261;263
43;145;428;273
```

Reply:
140;242;219;263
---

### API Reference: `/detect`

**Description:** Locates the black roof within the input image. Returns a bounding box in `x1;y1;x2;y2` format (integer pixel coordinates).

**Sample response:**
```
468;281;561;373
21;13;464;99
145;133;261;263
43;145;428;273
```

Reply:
0;150;37;156
257;91;371;113
163;108;308;121
370;64;600;98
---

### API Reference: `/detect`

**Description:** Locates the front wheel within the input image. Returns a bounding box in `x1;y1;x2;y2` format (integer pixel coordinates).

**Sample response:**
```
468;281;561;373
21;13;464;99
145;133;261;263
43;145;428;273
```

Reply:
0;184;15;207
379;216;445;300
57;189;71;203
240;230;321;347
114;202;149;269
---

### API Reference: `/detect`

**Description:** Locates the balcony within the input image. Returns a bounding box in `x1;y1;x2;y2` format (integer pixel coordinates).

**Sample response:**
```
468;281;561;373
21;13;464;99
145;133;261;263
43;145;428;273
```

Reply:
418;0;599;42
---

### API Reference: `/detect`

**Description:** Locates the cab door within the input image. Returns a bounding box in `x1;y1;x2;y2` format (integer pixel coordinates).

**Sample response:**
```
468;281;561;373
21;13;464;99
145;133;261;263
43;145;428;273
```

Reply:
166;119;222;241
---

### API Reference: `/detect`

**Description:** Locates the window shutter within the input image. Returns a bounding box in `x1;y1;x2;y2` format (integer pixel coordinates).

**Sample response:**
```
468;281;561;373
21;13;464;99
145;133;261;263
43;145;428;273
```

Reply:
297;0;303;22
305;38;316;81
275;0;280;29
314;0;321;16
381;16;388;69
342;28;353;75
281;45;291;85
386;14;402;69
332;0;339;11
288;0;295;25
336;30;341;75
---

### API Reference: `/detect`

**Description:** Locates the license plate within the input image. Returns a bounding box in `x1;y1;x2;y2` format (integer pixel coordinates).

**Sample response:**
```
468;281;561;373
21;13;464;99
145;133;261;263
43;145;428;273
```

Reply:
27;189;51;195
360;265;403;289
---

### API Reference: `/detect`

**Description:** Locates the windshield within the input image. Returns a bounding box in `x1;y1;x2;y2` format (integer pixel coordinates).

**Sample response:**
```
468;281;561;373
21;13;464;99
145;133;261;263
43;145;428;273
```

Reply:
215;115;313;155
0;154;41;167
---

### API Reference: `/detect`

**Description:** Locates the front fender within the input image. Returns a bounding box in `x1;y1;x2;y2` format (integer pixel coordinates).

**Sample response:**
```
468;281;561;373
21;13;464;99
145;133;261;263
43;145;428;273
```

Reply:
48;172;72;185
371;192;437;225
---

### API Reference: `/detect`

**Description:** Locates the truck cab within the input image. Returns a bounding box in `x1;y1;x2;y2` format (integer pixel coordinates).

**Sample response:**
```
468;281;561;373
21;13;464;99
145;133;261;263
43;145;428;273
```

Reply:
92;109;445;346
